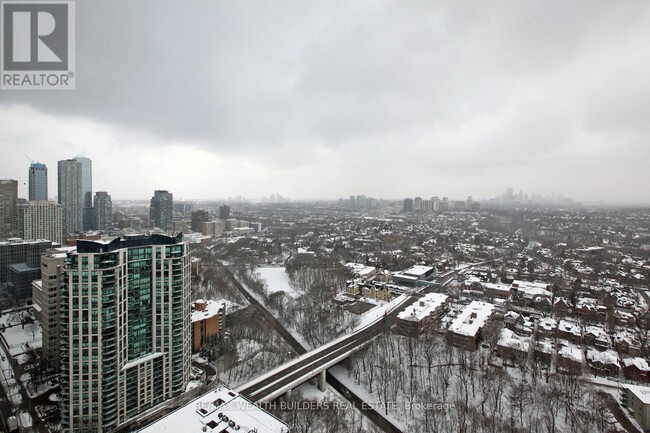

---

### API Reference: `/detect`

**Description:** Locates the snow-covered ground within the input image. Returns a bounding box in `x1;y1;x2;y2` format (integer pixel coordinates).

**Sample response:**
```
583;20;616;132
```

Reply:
0;346;22;406
185;380;202;391
255;266;301;298
329;365;405;430
2;321;42;357
355;294;408;329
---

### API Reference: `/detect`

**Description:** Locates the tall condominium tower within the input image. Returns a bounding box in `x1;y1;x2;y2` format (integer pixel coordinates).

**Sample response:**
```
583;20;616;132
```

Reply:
218;204;230;220
74;157;93;230
32;245;73;370
17;201;64;245
93;191;112;231
28;162;48;201
149;190;173;231
60;234;191;432
0;180;18;240
58;159;83;235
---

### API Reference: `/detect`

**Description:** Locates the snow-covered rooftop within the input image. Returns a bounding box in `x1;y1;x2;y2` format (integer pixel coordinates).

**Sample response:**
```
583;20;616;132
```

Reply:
623;357;650;372
622;384;650;405
559;342;583;363
498;328;530;352
482;282;511;293
397;293;448;322
393;265;434;281
345;262;376;278
538;317;557;332
586;349;620;367
558;319;581;336
191;299;239;323
402;265;434;276
139;386;290;433
447;301;495;337
511;280;552;298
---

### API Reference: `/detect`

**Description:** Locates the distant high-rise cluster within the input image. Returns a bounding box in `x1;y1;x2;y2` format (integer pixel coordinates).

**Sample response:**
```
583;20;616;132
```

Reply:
260;192;289;203
489;187;580;207
403;195;479;212
348;194;381;210
0;156;117;246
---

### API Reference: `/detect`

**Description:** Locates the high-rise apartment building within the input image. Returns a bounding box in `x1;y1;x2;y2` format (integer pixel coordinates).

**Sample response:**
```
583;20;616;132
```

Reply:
403;198;414;212
190;210;209;232
431;196;440;212
58;159;83;235
218;204;230;220
150;190;173;231
74;157;93;230
93;192;112;231
17;201;64;245
0;180;18;240
60;234;191;432
28;162;48;201
32;245;73;370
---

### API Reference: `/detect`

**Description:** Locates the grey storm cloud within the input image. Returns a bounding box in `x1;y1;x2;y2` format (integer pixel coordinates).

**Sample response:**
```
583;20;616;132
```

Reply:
0;0;649;202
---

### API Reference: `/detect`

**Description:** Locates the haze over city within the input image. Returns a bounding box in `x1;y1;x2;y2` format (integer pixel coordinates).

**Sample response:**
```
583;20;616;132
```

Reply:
1;0;649;203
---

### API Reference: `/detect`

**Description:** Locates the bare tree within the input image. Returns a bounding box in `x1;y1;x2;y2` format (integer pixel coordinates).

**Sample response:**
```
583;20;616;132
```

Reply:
25;321;40;340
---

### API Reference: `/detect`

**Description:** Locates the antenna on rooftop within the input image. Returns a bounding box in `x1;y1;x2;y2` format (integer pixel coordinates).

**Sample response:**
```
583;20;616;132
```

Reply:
24;154;34;164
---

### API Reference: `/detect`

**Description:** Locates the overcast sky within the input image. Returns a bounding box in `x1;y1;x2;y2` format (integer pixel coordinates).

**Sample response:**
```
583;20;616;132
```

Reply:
1;1;649;204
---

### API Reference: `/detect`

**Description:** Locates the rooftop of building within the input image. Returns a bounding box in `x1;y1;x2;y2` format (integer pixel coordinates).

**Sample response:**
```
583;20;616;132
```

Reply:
622;384;650;404
8;263;39;273
345;262;376;277
75;233;184;254
192;299;240;323
0;238;53;247
447;301;495;337
45;246;77;259
398;292;448;322
139;386;290;433
394;265;434;277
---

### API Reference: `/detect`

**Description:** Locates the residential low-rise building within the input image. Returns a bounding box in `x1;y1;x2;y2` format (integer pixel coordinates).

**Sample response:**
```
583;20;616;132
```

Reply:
557;319;582;344
447;301;495;350
621;384;650;431
497;328;530;364
623;358;650;383
587;349;620;377
191;299;240;353
396;293;448;335
558;341;583;374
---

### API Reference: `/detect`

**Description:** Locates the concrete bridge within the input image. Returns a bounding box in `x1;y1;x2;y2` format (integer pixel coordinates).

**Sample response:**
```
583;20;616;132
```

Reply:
236;296;411;402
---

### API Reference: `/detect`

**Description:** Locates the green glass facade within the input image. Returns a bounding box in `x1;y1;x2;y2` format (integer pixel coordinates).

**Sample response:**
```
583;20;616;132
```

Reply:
60;234;191;433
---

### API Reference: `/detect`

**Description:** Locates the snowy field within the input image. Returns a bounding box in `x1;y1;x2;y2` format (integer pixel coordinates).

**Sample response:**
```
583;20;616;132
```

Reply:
255;267;301;298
